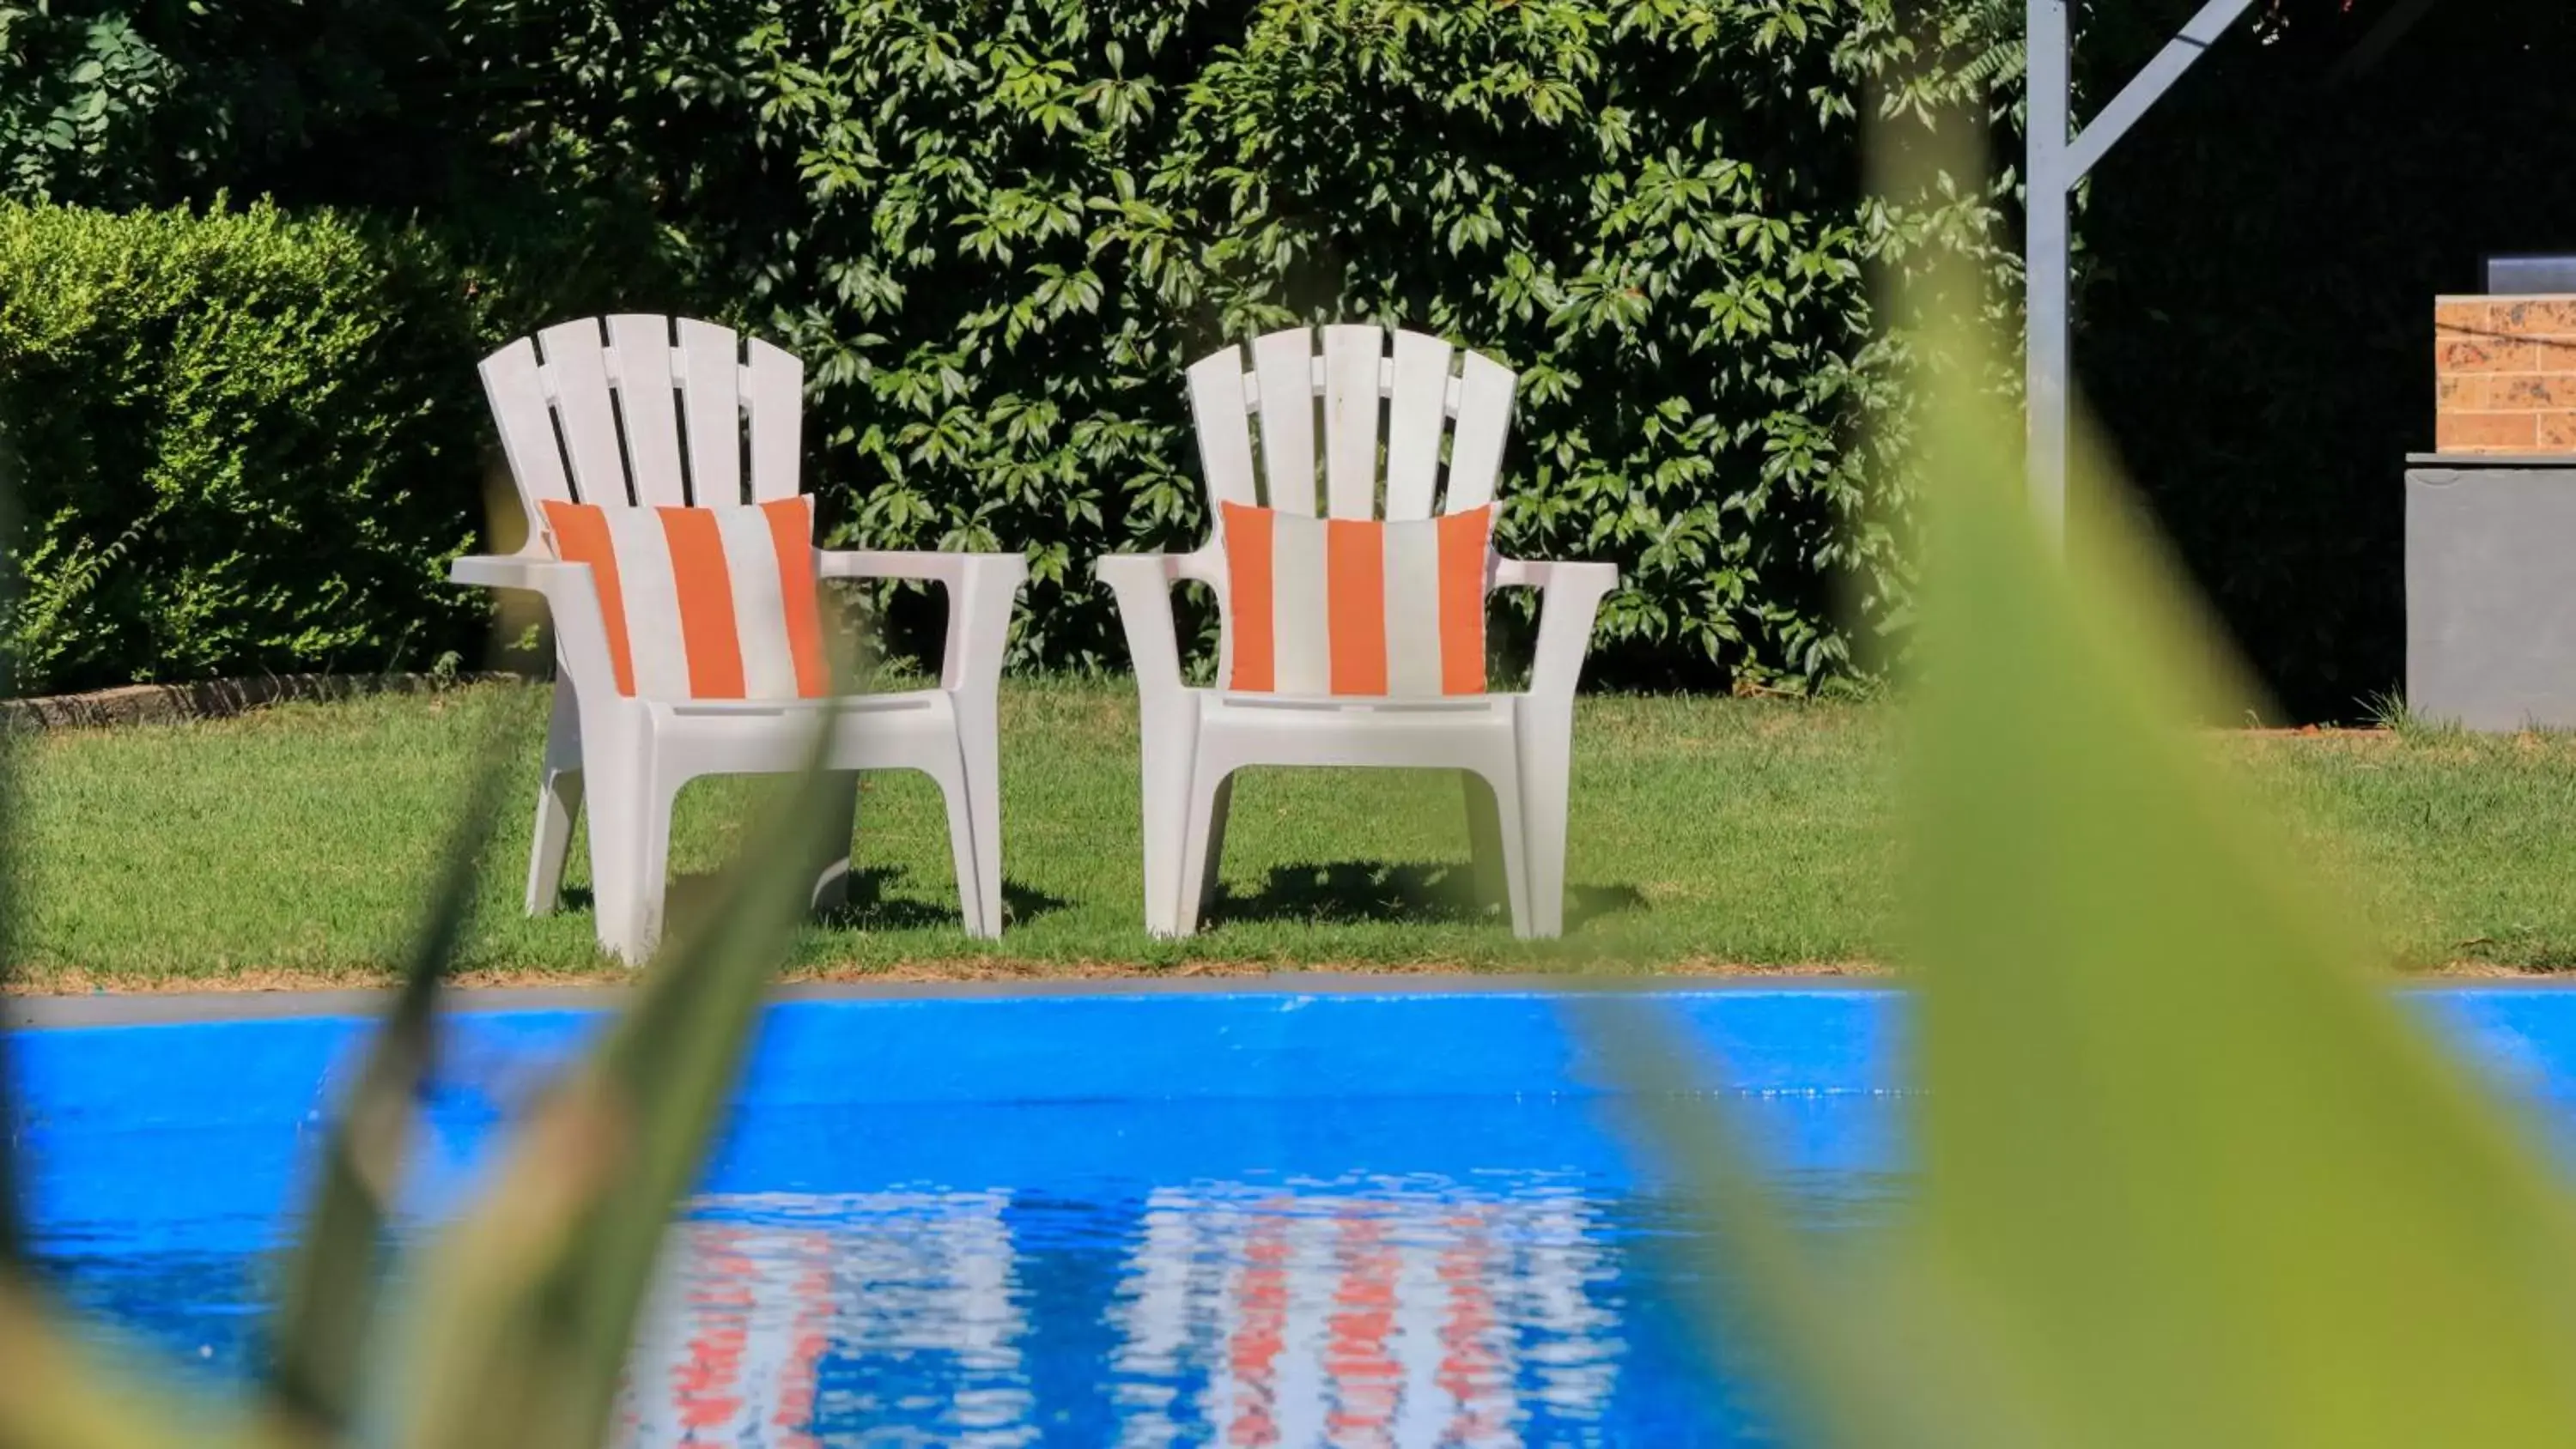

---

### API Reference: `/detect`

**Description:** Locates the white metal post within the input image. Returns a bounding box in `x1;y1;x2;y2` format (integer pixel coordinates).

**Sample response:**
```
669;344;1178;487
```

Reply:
2026;0;2073;543
2022;0;2259;540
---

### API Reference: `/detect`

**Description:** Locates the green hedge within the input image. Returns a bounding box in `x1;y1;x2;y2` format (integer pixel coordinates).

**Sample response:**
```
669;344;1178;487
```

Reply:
465;0;2006;688
0;0;2011;694
6;0;2545;713
0;200;496;694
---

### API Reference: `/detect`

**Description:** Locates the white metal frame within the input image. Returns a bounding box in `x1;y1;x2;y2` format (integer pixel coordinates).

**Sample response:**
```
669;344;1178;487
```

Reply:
451;316;1025;961
2026;0;2257;537
1099;324;1619;939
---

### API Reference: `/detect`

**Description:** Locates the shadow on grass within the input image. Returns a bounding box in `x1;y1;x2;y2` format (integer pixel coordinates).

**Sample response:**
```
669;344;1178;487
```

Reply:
567;868;1071;937
816;866;1070;933
1205;859;1647;931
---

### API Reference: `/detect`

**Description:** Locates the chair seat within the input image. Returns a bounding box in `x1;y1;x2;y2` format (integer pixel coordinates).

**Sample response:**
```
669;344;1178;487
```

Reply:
1194;689;1520;775
1208;689;1513;715
647;687;962;779
653;688;948;718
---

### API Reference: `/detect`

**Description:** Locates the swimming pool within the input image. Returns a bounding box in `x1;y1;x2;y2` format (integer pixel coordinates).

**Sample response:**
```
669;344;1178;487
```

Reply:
11;983;2575;1446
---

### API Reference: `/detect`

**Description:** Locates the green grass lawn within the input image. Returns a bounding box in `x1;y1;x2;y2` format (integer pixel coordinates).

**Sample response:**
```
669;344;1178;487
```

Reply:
13;680;2576;984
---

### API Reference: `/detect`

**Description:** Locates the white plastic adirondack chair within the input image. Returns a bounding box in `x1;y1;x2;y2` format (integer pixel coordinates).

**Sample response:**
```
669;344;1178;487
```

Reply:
1098;325;1619;938
450;316;1025;961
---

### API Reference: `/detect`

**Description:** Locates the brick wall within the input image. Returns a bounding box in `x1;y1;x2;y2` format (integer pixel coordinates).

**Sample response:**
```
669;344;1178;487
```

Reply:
2435;296;2576;453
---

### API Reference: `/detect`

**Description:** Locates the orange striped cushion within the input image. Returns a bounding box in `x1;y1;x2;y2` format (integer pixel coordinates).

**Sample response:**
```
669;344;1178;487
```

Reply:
541;497;829;700
1219;502;1492;696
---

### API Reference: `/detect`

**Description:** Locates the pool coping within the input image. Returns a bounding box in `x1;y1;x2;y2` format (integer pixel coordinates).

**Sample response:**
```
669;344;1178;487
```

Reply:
1;972;1910;1028
9;971;2573;1029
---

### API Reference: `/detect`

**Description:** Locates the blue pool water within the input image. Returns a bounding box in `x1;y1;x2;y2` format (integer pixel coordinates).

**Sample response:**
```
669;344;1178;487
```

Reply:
10;985;2576;1446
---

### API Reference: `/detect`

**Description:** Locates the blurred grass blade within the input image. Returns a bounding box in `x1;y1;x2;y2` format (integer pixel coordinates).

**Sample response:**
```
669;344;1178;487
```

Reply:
0;442;285;1449
392;712;846;1449
1566;994;2018;1449
0;1271;263;1448
0;428;22;1265
1891;124;2576;1446
261;694;516;1435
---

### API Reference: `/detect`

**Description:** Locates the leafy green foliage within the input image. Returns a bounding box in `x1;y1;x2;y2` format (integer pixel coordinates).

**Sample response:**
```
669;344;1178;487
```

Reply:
0;368;17;1262
262;708;513;1439
1597;122;2576;1448
0;4;174;205
4;0;2536;710
0;0;2020;693
1891;266;2576;1449
0;671;850;1447
392;746;841;1449
0;199;502;693
452;0;2014;688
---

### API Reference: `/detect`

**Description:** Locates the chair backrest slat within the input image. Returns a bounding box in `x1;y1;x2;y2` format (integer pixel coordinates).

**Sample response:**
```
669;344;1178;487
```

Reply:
1443;350;1518;514
536;319;633;506
607;314;690;506
1251;328;1320;516
478;338;574;513
483;315;815;554
1187;347;1261;510
1320;324;1384;520
1381;331;1455;522
1185;325;1517;530
744;338;804;504
675;318;746;506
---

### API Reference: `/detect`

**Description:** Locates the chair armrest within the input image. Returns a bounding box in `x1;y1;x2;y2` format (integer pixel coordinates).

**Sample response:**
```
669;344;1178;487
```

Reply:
451;552;578;591
816;549;1025;587
1493;557;1619;700
447;555;623;697
1096;552;1218;700
816;550;1028;694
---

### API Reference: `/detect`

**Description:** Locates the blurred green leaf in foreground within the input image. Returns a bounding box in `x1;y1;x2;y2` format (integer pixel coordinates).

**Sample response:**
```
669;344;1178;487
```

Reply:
10;111;2576;1449
1596;121;2576;1449
0;670;843;1448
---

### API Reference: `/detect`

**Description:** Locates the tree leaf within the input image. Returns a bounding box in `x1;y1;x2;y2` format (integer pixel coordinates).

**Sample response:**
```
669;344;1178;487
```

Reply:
389;711;847;1449
260;694;515;1436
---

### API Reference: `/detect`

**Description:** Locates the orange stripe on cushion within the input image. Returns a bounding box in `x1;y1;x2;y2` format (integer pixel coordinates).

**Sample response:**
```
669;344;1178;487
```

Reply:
1223;501;1277;692
1437;506;1493;695
541;500;637;697
1326;518;1388;695
760;497;830;697
659;507;747;699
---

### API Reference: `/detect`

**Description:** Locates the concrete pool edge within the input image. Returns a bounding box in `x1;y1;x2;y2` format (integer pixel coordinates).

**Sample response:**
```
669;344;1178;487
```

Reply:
0;971;1901;1029
9;970;2572;1031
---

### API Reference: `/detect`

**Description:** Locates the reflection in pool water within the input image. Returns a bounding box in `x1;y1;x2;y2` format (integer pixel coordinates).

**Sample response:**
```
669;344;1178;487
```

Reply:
4;990;1929;1445
611;1184;1640;1448
23;987;2576;1444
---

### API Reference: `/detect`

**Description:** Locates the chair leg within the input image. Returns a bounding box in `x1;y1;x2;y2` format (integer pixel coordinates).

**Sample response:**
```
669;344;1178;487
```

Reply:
1462;770;1510;916
1139;698;1199;938
584;734;678;966
929;750;993;938
1194;773;1235;919
526;676;585;915
526;767;583;916
1469;757;1535;940
809;772;860;915
956;696;1005;937
623;772;682;962
584;785;641;963
1176;757;1236;938
1515;698;1576;939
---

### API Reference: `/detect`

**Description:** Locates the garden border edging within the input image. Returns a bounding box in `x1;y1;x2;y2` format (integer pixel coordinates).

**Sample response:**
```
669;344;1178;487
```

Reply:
0;671;519;733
